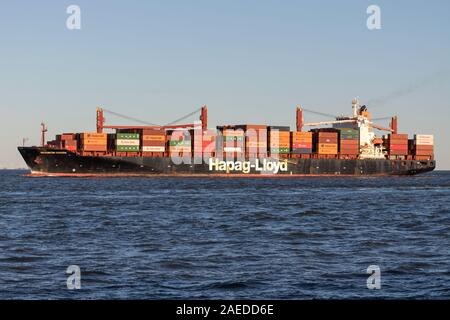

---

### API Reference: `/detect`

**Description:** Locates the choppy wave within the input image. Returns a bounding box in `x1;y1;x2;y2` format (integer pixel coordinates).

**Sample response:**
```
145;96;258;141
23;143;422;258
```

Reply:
0;170;449;299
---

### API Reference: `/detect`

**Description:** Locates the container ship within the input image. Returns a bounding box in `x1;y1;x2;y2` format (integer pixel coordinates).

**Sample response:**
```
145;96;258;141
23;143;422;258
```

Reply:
18;99;435;176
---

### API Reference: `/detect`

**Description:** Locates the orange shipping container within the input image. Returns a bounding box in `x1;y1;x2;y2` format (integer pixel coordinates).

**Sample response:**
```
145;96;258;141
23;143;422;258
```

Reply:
142;135;165;142
318;143;338;154
319;150;338;155
292;132;312;137
83;139;107;146
81;133;107;140
415;155;433;160
270;133;290;138
82;145;107;152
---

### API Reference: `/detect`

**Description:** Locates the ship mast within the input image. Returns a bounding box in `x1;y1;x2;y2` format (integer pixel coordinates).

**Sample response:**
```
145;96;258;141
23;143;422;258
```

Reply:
40;122;47;147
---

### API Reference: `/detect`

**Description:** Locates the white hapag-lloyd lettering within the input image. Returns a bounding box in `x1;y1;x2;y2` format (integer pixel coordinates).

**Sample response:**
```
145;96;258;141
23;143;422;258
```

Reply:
209;158;287;174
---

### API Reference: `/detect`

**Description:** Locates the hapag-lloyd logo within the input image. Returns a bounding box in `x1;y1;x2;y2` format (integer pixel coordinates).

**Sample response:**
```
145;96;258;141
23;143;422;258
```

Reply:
169;125;289;174
209;158;288;174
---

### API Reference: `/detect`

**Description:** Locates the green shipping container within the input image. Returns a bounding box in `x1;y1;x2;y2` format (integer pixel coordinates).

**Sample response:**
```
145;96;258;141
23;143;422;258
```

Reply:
339;128;358;133
223;136;244;142
116;145;140;152
339;129;359;140
116;133;140;140
169;140;192;146
270;147;290;154
340;135;359;140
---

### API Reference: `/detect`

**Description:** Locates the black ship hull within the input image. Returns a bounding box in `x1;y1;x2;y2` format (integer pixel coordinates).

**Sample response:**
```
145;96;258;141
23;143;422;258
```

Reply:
18;147;436;177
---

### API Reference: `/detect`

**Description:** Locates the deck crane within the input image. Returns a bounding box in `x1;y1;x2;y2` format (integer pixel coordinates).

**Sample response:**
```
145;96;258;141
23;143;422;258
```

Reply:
95;106;208;133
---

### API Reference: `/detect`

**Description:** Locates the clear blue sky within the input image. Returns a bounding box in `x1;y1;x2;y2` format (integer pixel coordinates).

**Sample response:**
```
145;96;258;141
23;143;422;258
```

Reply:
1;0;449;168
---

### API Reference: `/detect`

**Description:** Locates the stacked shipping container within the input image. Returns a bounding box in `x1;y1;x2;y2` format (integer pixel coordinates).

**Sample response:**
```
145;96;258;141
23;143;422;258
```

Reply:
414;134;434;160
339;128;359;156
291;132;313;154
235;125;267;158
80;133;107;152
194;130;216;157
55;133;78;152
221;128;245;158
268;126;290;155
47;121;432;161
142;129;166;153
313;130;338;155
168;130;192;156
387;133;408;156
116;133;140;152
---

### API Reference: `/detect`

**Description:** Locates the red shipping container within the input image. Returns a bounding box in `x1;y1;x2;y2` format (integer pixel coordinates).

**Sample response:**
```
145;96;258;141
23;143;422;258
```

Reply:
415;146;434;151
415;155;433;160
142;129;165;135
142;140;166;147
82;145;107;152
63;140;77;147
65;146;77;152
389;145;408;151
292;142;312;149
389;134;409;140
340;140;359;146
389;139;408;145
390;149;408;155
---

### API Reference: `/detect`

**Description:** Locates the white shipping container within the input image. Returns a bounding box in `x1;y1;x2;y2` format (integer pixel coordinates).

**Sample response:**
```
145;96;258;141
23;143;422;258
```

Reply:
415;134;434;145
415;140;434;146
224;147;242;152
415;135;434;142
142;146;165;152
116;139;140;146
415;134;434;139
